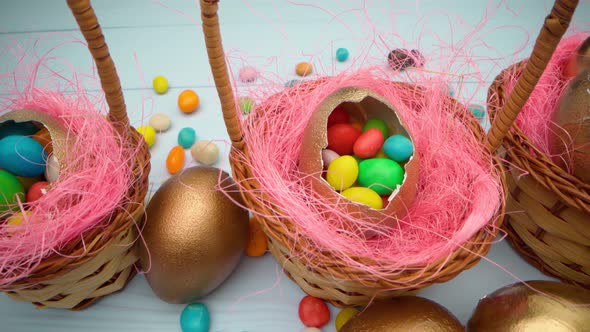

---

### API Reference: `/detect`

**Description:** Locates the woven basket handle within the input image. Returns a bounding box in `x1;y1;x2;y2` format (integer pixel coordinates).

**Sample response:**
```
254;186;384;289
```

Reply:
66;0;129;134
200;0;244;152
486;0;578;152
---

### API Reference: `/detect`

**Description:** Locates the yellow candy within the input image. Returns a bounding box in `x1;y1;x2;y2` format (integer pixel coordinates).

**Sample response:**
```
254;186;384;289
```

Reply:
153;75;169;94
6;211;31;234
341;187;383;209
336;307;360;331
326;155;358;191
137;125;157;148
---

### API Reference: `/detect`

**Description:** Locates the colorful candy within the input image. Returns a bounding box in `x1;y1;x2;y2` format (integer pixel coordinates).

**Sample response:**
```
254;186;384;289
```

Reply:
326;155;358;191
239;66;258;83
180;303;210;332
178;89;200;113
295;62;313;77
362;118;389;138
336;48;349;62
26;181;49;203
245;216;268;257
239;97;255;115
298;295;330;328
0;135;47;177
166;146;185;175
468;104;486;121
383;134;413;162
341;187;383;209
136;125;157;148
358;158;404;195
327;124;362;155
0;170;25;212
387;48;424;71
31;127;53;155
178;127;197;149
190;140;219;166
327;106;350;127
353;128;384;158
321;149;340;169
152;75;169;94
285;79;301;88
45;155;60;183
149;113;172;132
335;307;360;331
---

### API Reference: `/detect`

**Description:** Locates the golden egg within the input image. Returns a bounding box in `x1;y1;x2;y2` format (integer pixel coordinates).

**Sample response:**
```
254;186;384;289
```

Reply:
299;86;419;238
467;280;590;331
139;166;249;304
552;69;590;182
340;296;463;332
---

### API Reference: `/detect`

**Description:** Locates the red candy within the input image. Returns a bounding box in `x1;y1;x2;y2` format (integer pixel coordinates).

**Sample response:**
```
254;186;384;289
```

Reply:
327;106;349;127
327;124;362;155
298;295;330;328
353;128;384;158
26;181;49;202
381;195;389;208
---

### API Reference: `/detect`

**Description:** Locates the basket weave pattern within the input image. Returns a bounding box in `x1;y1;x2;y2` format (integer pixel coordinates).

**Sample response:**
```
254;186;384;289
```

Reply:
488;61;590;288
1;0;151;309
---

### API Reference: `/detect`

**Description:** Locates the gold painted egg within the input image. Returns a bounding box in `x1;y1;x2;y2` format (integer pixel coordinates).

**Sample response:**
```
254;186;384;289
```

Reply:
299;86;419;237
340;296;463;332
467;280;590;331
552;69;590;182
139;166;249;304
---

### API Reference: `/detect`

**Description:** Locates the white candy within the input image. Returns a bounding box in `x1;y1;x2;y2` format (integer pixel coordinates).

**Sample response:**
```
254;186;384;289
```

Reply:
148;113;171;132
45;154;60;183
190;140;219;166
321;149;340;169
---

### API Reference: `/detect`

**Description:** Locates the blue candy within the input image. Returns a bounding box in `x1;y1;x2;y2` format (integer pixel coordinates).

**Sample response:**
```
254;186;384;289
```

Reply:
468;104;486;120
383;134;413;162
178;127;196;149
336;48;349;62
0;135;47;177
180;303;210;332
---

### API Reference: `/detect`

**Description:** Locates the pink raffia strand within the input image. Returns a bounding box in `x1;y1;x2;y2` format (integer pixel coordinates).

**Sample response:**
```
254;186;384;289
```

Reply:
0;36;139;286
501;33;588;164
224;67;503;285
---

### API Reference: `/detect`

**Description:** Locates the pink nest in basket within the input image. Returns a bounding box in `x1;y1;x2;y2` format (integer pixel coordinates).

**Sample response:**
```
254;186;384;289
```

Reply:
505;32;588;159
234;68;504;272
0;69;140;286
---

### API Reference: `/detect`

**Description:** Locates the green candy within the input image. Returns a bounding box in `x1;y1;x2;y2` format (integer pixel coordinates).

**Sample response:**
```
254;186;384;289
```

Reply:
239;97;255;114
358;158;404;195
0;169;25;212
362;118;389;138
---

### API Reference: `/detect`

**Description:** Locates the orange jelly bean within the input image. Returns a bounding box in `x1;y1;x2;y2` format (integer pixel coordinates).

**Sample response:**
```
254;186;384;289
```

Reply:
31;127;53;155
295;62;313;77
178;89;200;113
166;145;185;175
245;216;268;257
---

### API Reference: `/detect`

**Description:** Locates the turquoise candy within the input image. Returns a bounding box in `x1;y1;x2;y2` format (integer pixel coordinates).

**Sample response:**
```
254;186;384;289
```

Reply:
336;48;349;62
178;127;196;149
285;79;300;88
0;121;39;139
358;158;404;195
0;135;47;177
383;134;413;162
0;170;25;212
468;104;486;120
362;118;389;138
180;303;210;332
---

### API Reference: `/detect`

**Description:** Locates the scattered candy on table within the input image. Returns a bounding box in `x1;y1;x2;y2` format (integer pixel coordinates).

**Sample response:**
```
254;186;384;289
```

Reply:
245;216;268;257
149;113;172;132
178;127;197;149
295;62;313;77
44;154;60;183
166;145;185;175
298;295;330;328
239;66;258;83
178;89;200;114
26;181;49;203
0;169;25;212
285;79;301;87
180;303;210;332
136;125;157;148
336;47;349;62
383;134;413;162
0;135;47;177
190;140;220;166
335;307;360;331
468;104;486;120
239;96;255;115
152;75;169;94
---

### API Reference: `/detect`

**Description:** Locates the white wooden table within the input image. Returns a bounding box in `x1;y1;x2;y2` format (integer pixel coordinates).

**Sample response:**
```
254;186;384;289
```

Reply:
0;1;588;331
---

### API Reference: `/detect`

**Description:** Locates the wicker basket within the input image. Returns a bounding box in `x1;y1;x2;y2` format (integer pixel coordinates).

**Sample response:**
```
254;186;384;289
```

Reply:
1;0;151;309
199;0;575;306
487;0;589;289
